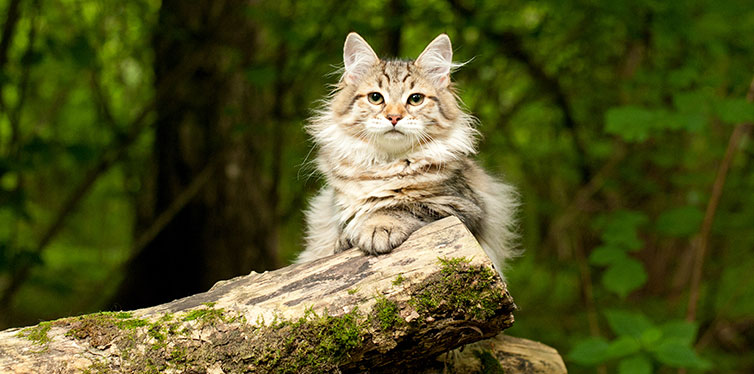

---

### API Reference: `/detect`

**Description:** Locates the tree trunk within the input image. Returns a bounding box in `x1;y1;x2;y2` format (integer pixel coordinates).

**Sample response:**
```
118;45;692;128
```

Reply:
0;217;565;373
112;0;280;310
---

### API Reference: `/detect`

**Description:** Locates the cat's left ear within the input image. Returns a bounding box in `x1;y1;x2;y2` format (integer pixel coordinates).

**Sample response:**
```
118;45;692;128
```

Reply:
415;34;454;88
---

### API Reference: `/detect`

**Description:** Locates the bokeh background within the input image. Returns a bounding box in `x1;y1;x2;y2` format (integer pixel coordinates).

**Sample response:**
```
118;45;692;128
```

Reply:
1;0;753;372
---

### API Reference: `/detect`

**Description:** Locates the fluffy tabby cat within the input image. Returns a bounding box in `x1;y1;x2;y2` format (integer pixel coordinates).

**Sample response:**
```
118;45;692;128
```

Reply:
297;32;518;277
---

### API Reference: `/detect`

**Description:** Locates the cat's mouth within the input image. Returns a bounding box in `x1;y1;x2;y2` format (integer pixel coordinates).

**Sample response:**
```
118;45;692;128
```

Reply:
385;129;404;136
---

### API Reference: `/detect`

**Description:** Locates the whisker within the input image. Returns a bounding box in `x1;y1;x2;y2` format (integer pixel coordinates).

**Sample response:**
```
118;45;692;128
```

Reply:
297;146;318;181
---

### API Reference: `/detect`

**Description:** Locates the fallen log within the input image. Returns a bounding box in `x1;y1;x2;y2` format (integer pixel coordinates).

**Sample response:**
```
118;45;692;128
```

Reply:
426;334;568;373
0;216;565;373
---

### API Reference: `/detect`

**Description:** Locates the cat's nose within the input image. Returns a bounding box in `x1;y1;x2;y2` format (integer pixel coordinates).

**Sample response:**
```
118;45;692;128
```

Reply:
386;114;402;125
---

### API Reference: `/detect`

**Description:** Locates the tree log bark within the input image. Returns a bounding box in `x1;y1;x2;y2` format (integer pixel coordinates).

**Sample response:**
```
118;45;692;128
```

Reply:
0;217;565;373
426;334;568;373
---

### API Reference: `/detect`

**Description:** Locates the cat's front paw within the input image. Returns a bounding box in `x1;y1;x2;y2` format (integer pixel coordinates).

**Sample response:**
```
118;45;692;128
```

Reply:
352;214;421;255
335;236;352;253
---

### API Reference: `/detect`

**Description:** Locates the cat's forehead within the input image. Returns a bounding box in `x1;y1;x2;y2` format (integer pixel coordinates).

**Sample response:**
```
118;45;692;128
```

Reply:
381;59;413;80
363;59;426;96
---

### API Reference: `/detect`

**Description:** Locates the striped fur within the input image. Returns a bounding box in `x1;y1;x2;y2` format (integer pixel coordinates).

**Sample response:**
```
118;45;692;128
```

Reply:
296;33;518;278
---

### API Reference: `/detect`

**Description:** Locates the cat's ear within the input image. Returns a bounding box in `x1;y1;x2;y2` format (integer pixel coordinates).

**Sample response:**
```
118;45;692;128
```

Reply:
343;32;379;85
415;34;454;88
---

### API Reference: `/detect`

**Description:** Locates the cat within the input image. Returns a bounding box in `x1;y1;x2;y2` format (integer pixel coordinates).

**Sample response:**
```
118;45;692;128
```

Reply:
296;32;518;278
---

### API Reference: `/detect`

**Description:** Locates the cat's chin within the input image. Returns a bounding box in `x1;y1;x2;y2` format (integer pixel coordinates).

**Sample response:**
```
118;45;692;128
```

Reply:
372;132;415;156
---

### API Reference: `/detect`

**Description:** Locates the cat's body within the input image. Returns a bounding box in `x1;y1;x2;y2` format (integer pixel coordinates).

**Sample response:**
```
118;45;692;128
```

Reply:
297;33;517;277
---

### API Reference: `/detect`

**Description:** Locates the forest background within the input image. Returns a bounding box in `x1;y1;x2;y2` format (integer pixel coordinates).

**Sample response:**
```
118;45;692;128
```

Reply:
1;0;753;373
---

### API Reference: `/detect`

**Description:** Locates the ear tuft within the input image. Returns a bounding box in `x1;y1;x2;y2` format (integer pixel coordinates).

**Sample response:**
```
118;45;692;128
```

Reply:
343;33;379;85
415;34;456;88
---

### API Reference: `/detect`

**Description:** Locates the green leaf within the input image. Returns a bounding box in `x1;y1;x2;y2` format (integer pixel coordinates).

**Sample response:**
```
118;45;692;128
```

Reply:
589;245;629;266
604;310;654;339
680;113;707;132
606;335;641;359
658;320;698;346
667;66;698;89
21;50;44;66
663;112;707;133
245;65;277;87
568;337;610;366
70;34;96;68
605;106;657;142
656;206;704;237
715;98;754;124
602;258;648;298
0;187;29;220
21;136;55;164
1;172;18;191
66;144;97;163
618;355;653;374
649;339;711;369
673;90;713;115
598;210;648;251
640;327;663;347
606;103;708;138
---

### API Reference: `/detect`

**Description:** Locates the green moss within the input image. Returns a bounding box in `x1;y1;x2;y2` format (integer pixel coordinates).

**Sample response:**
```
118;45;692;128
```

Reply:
17;321;52;345
64;312;151;335
116;318;149;329
112;311;134;319
170;346;188;362
154;313;180;336
347;287;359;295
148;323;166;341
80;360;109;374
66;314;118;339
64;312;179;372
243;307;368;373
182;306;225;324
310;308;364;358
438;256;472;273
475;350;506;374
373;295;401;330
61;311;172;373
409;257;506;321
81;311;133;320
392;274;405;285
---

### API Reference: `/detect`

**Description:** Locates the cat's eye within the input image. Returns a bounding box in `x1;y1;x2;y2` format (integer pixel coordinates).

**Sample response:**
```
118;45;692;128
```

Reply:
367;92;384;105
407;93;425;106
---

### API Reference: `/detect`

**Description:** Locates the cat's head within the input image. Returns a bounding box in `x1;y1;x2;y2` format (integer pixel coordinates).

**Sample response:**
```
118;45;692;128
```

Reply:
309;33;477;165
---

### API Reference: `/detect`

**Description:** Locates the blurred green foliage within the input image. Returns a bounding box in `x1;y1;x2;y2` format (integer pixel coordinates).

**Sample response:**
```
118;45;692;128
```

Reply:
1;0;754;372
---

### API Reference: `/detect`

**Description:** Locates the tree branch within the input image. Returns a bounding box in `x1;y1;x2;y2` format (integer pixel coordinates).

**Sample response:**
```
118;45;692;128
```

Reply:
686;76;754;322
0;0;21;70
0;0;23;135
7;0;37;154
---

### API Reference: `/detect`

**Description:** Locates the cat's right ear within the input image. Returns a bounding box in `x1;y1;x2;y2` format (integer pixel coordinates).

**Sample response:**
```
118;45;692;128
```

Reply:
343;32;379;85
